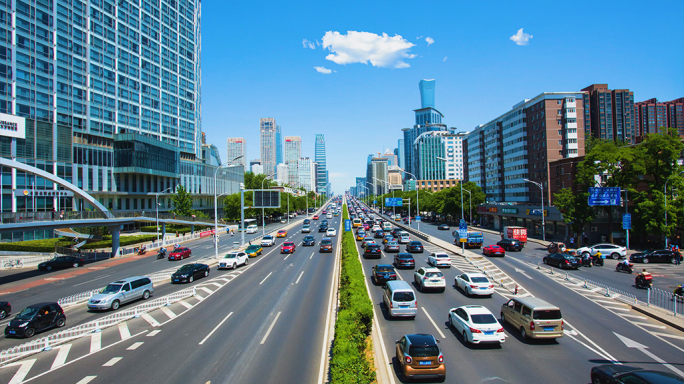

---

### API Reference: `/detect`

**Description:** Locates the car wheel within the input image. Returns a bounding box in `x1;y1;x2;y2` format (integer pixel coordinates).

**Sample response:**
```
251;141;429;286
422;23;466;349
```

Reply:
543;258;548;264
24;327;36;338
672;258;677;264
462;330;469;344
643;258;649;264
189;276;194;283
591;374;604;384
73;263;79;268
204;270;209;277
232;263;237;269
142;290;150;300
0;309;5;319
520;327;527;340
46;266;52;271
245;258;249;265
611;253;620;260
56;317;66;328
111;300;120;310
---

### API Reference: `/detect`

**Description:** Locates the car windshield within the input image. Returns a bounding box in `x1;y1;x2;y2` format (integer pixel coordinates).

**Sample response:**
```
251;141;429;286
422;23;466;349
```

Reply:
388;242;398;246
398;255;413;260
471;277;489;283
471;314;498;324
178;265;194;273
377;266;393;272
425;272;443;278
224;254;238;259
102;284;122;293
533;309;562;320
284;242;294;246
435;254;449;259
305;237;314;241
321;240;332;245
16;306;39;319
247;246;258;251
408;345;439;357
393;292;415;302
263;236;272;240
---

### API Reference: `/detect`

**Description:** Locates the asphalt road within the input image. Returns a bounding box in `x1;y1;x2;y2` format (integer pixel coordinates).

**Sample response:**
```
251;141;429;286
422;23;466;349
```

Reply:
353;201;684;383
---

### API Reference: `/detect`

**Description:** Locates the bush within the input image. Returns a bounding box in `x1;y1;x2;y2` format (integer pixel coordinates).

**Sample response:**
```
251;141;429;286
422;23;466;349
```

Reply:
0;234;160;252
0;238;63;253
140;224;207;234
330;203;375;383
80;234;159;250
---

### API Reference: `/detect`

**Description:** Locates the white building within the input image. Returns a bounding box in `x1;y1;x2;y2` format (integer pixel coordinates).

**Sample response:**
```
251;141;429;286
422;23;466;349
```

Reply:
227;138;247;167
251;164;264;175
445;132;466;180
276;163;289;185
260;118;277;176
298;157;315;192
284;136;302;189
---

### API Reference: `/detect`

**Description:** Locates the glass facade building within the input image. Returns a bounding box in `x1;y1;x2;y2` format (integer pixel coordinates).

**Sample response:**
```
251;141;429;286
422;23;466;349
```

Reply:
260;118;276;176
315;133;326;195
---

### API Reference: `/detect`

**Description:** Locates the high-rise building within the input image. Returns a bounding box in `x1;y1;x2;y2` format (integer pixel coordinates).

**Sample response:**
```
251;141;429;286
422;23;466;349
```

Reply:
260;118;277;176
298;157;315;192
315;134;327;195
414;131;447;180
445;132;466;180
380;149;398;167
466;92;585;204
312;162;319;193
284;136;302;188
388;167;403;191
227;138;247;167
582;84;635;144
355;177;367;197
249;159;261;168
634;97;684;138
397;139;405;170
275;125;283;166
370;158;389;195
276;163;289;185
251;164;264;175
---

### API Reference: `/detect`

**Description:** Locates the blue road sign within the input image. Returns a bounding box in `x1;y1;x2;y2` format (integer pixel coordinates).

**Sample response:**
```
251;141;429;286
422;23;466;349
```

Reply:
385;197;403;207
459;229;468;239
459;219;467;231
344;219;351;232
373;200;377;204
622;214;631;230
588;187;621;206
416;216;421;222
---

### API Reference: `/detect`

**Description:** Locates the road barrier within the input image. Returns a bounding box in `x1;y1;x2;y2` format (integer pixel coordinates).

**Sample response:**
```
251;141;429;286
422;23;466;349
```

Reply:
0;255;56;270
647;287;683;317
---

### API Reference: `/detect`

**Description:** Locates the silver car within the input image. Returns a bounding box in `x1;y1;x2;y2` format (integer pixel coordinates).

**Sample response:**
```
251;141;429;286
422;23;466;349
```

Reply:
87;276;154;311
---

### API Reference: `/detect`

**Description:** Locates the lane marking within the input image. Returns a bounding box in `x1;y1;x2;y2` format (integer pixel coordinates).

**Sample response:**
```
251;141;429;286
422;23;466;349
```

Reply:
632;322;667;329
90;332;101;353
73;274;111;287
619;314;647;320
310;252;314;259
75;376;97;384
140;312;160;327
179;301;193;309
421;307;446;339
102;357;122;366
295;271;305;284
160;306;177;319
260;311;282;345
4;359;36;384
653;332;684;341
118;322;131;340
147;330;161;337
126;342;144;350
259;272;273;285
198;287;213;295
199;312;234;345
283;255;290;261
50;344;71;370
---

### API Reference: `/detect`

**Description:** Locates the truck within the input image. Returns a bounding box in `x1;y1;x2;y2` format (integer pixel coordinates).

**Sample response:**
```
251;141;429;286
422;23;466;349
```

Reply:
502;226;527;246
452;231;484;249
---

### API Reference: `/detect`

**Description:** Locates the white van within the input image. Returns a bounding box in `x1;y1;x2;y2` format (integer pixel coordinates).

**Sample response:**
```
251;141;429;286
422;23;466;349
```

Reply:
383;280;417;318
398;232;411;244
383;222;392;231
246;225;258;234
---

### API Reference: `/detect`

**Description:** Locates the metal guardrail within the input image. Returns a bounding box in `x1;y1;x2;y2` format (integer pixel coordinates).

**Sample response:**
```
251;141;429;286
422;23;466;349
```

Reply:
647;287;683;317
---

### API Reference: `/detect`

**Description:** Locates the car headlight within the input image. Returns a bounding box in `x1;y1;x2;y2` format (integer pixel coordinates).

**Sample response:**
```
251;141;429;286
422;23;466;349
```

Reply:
18;322;29;328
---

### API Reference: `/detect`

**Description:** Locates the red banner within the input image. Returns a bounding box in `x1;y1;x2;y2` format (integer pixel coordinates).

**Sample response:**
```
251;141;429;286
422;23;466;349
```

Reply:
200;229;216;238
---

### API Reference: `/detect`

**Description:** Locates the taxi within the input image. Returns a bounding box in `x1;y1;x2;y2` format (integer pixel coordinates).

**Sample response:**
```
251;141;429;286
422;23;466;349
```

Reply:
313;215;320;220
245;244;263;257
276;229;288;238
356;231;366;241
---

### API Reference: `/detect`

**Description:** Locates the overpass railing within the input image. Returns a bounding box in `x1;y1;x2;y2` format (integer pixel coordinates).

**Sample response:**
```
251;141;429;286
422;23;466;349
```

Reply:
0;210;226;225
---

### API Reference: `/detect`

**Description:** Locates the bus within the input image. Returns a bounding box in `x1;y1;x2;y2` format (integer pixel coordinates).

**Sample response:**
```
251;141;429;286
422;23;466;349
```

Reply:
352;218;362;227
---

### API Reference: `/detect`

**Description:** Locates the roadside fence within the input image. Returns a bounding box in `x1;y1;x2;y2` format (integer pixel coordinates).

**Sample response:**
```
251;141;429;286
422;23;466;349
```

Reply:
0;255;56;270
647;287;683;317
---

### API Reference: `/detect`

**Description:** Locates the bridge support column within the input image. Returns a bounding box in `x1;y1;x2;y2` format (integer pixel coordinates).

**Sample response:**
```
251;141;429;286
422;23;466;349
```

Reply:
109;225;122;257
161;222;166;243
191;224;195;236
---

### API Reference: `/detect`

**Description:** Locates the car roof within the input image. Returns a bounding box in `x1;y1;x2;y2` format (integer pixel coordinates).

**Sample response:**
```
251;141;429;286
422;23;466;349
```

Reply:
25;302;60;308
461;305;493;315
110;276;148;283
433;252;449;257
463;272;488;279
422;267;441;272
511;296;560;310
406;333;437;346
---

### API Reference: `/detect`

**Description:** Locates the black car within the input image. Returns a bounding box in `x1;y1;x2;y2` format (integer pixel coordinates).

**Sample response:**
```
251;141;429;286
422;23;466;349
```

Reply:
543;253;580;269
438;224;450;230
303;219;311;225
320;238;333;253
303;235;316;246
318;224;328;232
406;241;424;253
391;228;403;237
630;250;677;264
321;220;329;226
374;230;385;239
590;364;684;384
38;256;85;271
497;238;523;251
0;301;10;320
5;302;66;338
394;253;415;269
171;263;210;283
372;264;397;285
364;244;382;259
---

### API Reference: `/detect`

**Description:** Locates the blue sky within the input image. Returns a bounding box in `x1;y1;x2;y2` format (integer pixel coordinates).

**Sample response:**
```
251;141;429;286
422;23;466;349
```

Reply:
200;1;684;193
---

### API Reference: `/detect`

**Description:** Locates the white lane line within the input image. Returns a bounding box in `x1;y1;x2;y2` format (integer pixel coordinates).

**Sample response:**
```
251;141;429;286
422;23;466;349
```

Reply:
126;342;144;350
73;274;111;287
259;272;273;285
295;271;305;284
140;312;160;327
653;332;684;341
632;322;667;329
194;293;205;301
310;252;314;259
51;344;71;370
5;359;36;384
283;254;290;261
601;306;630;312
421;307;446;339
619;314;647;320
146;330;161;337
118;322;131;340
102;357;122;366
198;287;213;295
160;307;177;319
260;311;282;345
75;376;97;384
204;282;223;288
199;312;234;345
179;301;193;309
90;332;102;353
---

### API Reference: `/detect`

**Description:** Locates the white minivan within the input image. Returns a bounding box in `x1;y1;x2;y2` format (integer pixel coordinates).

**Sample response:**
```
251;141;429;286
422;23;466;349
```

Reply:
246;225;258;234
383;280;417;318
398;232;411;244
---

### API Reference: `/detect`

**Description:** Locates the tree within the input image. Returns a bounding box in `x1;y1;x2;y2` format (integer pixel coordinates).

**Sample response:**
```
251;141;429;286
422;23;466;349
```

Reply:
171;185;193;217
553;188;596;246
222;193;241;220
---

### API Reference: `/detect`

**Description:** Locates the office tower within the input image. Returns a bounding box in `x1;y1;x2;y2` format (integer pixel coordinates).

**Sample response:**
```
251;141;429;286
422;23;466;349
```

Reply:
251;164;264;175
445;132;466;180
414;131;447;180
380;149;398;167
315;134;327;195
275;125;283;166
298;157;315;192
370;158;389;195
260;118;277;176
355;177;366;197
276;163;289;185
284;136;302;188
419;80;436;109
634;98;684;137
582;84;635;144
249;159;261;168
312;162;319;193
388;167;403;191
466;92;585;203
227;138;247;167
397;139;405;170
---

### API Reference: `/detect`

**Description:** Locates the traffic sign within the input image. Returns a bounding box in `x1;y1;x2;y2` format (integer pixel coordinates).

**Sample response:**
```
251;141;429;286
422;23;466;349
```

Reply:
344;219;351;232
416;216;421;222
588;187;621;206
459;219;467;231
373;200;377;204
622;214;631;230
385;197;403;207
458;229;468;239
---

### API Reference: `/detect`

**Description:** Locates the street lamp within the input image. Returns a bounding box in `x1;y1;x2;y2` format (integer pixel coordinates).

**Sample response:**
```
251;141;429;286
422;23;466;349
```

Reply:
155;187;173;243
664;169;684;248
463;188;472;224
524;178;546;242
373;177;388;215
215;155;244;259
261;173;276;236
398;170;420;230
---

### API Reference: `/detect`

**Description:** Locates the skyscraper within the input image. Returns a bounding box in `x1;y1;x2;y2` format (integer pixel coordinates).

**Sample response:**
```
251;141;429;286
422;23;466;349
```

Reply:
260;118;277;176
276;163;289;185
298;157;315;192
315;134;327;195
397;139;405;170
227;138;247;167
275;125;284;167
582;84;635;144
284;136;302;188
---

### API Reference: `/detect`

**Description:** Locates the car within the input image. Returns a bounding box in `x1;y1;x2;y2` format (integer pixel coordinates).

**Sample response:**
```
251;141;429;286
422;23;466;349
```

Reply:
406;241;424;253
364;244;382;259
318;224;329;232
362;223;371;230
394;253;415;269
261;235;275;247
322;210;327;214
320;238;333;253
4;302;66;338
302;225;312;233
313;215;319;220
356;231;366;241
414;267;446;292
576;243;627;259
219;251;248;269
438;224;450;230
543;253;580;269
630;249;678;264
448;305;505;344
168;247;192;260
391;228;403;237
398;232;411;244
372;264;397;284
428;252;451;268
372;225;382;233
87;276;154;311
303;219;311;225
373;230;385;239
395;216;401;221
281;241;296;253
395;334;446;382
171;263;210;283
245;244;263;257
384;241;400;253
303;235;316;246
326;228;337;237
321;220;329;226
455;273;494;296
280;218;287;224
496;238;523;252
276;230;288;238
590;365;684;384
483;245;506;257
361;237;376;248
382;235;395;244
0;301;10;320
326;213;333;219
37;256;85;271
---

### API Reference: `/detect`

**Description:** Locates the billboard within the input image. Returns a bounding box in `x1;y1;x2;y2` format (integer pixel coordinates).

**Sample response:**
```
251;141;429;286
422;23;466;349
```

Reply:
253;190;280;208
385;197;403;207
0;113;25;139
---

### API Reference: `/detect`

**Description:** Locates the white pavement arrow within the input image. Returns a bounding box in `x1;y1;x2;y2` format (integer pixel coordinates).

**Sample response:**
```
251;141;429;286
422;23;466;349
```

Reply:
614;332;684;377
514;267;533;279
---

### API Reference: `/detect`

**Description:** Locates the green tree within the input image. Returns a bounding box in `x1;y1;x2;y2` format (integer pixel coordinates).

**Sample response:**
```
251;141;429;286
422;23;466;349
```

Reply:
553;188;596;246
171;185;193;217
222;193;241;220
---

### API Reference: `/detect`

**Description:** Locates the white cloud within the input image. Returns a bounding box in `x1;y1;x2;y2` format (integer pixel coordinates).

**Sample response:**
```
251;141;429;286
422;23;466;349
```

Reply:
416;35;423;40
314;66;333;74
443;56;448;62
322;31;416;69
425;37;434;46
316;39;321;46
302;39;315;49
510;28;533;46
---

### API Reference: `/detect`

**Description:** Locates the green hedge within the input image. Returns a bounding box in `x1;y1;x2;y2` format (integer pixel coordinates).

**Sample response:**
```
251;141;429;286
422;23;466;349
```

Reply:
329;203;375;383
140;224;207;234
0;234;160;252
79;234;159;250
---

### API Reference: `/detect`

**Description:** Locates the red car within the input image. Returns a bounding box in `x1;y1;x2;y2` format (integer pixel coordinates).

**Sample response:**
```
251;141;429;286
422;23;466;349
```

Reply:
322;210;327;214
313;215;319;220
482;245;505;257
281;242;296;254
362;223;370;230
168;247;192;260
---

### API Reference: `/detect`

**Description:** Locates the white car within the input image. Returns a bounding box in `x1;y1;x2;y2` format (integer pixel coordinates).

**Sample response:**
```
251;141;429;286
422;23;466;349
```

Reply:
449;305;505;344
219;251;248;269
576;243;626;259
398;232;411;244
428;252;451;268
455;273;494;296
326;228;337;237
246;225;258;234
302;225;312;233
261;235;275;247
326;213;333;219
414;267;446;292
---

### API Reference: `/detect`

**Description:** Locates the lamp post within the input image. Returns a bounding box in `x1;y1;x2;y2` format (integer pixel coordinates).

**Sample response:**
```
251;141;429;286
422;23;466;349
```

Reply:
664;170;684;248
155;187;172;244
399;170;420;230
261;173;276;236
373;177;388;216
463;189;472;224
524;178;545;241
214;155;243;259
